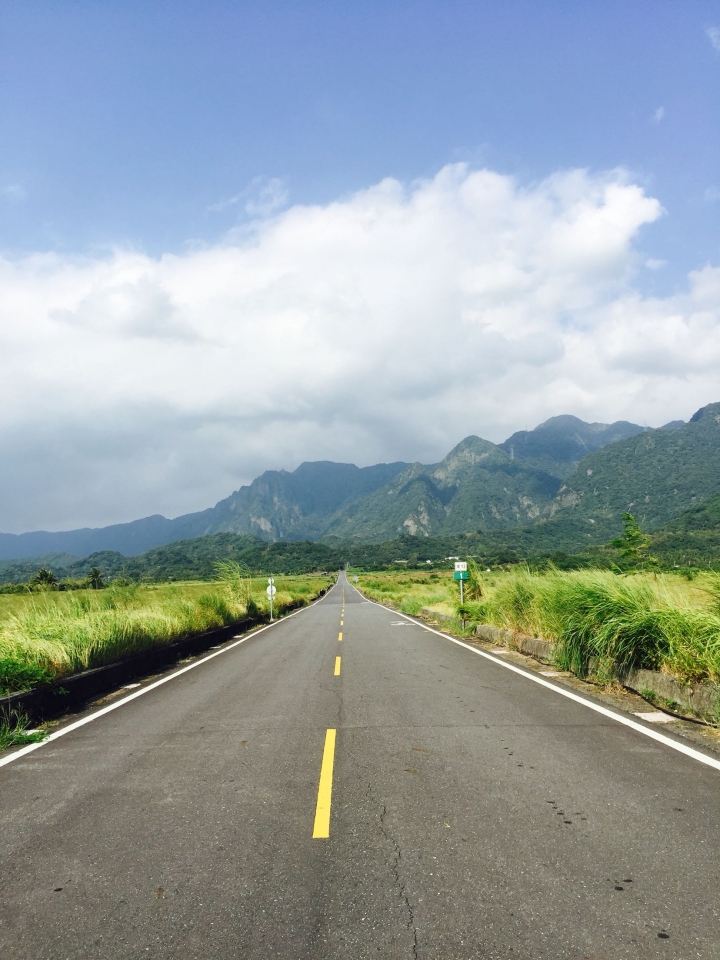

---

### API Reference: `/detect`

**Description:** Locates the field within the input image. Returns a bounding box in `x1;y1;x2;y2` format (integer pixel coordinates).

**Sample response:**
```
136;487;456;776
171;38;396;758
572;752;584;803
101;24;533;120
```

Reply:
0;574;334;698
355;567;720;686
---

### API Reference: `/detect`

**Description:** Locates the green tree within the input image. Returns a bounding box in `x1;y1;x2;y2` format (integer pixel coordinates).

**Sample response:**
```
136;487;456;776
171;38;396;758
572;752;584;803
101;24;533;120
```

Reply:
29;568;57;589
86;567;104;590
610;513;657;570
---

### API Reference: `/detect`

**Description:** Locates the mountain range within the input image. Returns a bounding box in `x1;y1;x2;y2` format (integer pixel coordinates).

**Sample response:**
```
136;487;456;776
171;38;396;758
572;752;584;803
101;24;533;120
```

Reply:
1;405;718;562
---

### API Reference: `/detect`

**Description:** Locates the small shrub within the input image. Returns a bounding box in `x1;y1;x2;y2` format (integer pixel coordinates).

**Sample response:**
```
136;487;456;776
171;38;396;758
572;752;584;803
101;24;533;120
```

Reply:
399;597;423;615
0;659;55;695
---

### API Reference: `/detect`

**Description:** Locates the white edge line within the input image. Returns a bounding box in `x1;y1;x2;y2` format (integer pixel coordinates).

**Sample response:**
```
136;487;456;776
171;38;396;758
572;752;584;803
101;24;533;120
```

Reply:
358;589;720;774
0;580;337;770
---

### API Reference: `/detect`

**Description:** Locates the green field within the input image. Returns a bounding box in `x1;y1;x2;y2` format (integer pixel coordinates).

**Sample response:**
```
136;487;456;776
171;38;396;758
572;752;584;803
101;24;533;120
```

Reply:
355;567;720;687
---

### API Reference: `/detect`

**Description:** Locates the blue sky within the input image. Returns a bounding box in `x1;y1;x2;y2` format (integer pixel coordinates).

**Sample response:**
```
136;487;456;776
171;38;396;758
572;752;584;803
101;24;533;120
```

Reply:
1;1;718;289
1;1;720;532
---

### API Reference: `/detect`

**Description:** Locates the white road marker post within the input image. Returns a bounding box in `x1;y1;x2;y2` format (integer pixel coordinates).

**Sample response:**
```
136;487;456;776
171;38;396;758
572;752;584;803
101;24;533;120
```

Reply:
267;577;276;621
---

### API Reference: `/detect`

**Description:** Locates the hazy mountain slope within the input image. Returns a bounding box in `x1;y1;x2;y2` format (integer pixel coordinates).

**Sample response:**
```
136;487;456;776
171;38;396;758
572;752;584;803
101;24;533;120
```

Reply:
0;514;189;562
323;437;563;541
499;415;647;478
0;460;410;559
545;403;720;543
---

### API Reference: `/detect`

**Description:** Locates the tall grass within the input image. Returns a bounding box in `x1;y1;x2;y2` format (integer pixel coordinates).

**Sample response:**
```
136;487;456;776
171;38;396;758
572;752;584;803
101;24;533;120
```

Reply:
0;587;241;688
473;568;720;683
0;575;333;695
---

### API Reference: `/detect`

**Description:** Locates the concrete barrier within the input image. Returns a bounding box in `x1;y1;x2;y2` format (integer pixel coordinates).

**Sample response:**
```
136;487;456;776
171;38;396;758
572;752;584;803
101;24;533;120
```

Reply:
624;669;720;724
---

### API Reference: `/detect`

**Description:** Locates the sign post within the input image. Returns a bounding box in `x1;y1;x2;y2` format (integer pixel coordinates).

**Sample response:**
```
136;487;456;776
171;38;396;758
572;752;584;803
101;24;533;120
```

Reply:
453;562;469;605
267;577;276;621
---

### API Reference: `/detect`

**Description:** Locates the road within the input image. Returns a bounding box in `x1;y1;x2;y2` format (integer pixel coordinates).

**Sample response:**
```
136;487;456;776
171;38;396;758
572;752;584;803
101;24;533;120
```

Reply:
0;573;718;959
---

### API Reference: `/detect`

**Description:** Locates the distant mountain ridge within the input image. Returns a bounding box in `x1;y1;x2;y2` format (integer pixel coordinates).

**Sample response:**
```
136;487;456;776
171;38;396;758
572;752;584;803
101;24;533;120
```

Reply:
499;415;647;478
5;406;719;562
0;460;410;559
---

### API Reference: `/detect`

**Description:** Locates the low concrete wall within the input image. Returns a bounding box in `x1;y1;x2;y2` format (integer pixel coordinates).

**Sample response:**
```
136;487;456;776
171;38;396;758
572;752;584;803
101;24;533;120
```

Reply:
624;669;720;723
473;624;555;663
420;609;555;663
0;617;264;725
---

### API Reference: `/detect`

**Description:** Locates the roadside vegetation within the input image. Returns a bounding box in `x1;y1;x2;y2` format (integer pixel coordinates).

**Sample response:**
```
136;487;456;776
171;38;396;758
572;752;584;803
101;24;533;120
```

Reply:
0;571;333;697
355;563;720;686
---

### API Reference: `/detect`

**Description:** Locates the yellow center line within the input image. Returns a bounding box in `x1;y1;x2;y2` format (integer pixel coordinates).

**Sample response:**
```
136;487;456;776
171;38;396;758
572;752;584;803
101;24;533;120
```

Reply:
340;619;344;625
334;655;341;675
312;728;337;838
338;631;342;641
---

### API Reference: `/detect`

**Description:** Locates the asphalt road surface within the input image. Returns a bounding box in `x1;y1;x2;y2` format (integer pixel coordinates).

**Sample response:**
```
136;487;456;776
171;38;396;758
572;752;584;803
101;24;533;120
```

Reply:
0;574;718;959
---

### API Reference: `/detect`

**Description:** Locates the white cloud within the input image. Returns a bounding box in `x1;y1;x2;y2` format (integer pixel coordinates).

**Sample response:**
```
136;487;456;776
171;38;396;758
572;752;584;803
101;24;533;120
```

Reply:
2;183;25;202
208;176;288;217
707;26;720;52
0;163;718;533
653;106;665;123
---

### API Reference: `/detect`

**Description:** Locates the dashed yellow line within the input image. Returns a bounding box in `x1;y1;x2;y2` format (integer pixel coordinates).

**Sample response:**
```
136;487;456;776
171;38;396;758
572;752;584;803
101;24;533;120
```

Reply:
312;729;337;838
338;631;343;642
334;656;341;675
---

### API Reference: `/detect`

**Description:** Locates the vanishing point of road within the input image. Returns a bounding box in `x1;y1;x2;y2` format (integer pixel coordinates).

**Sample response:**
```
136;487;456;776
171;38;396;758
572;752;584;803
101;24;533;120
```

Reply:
0;573;718;959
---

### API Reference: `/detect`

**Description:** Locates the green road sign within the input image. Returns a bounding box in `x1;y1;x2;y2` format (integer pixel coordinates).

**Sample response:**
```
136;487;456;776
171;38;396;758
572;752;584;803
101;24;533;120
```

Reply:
453;571;469;580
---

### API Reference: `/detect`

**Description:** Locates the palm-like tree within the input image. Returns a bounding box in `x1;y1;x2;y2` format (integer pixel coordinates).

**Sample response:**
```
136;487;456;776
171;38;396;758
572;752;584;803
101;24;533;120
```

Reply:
29;568;57;588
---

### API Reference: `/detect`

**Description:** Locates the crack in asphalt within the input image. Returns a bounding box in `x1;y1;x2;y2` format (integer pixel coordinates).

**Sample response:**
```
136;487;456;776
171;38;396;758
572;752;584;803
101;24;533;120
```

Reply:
340;737;420;959
378;800;419;960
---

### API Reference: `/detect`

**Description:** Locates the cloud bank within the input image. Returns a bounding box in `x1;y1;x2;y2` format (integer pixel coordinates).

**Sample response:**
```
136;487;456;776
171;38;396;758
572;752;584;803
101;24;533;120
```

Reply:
1;164;718;532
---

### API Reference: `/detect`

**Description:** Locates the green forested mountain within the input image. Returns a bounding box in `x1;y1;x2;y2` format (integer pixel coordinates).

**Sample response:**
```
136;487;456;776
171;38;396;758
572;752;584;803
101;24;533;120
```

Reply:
499;414;647;478
5;483;720;588
324;416;655;541
323;404;720;550
651;490;720;565
544;402;720;545
195;460;411;540
0;535;347;584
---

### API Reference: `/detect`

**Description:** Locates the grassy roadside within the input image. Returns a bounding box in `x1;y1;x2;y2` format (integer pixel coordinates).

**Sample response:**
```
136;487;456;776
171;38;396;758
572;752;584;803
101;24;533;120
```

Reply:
354;567;720;686
0;574;334;696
